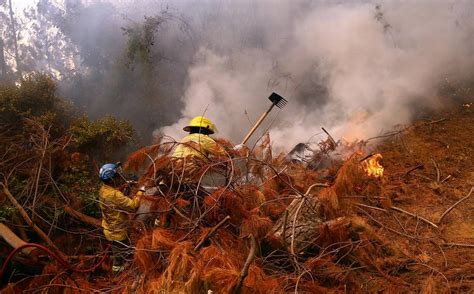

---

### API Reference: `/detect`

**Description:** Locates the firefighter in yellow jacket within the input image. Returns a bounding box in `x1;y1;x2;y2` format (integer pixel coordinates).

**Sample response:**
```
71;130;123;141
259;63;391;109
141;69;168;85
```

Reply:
172;116;226;184
98;163;141;273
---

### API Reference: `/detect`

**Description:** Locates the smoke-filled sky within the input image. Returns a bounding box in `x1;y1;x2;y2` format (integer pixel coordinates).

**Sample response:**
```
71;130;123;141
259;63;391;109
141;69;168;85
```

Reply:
13;0;474;149
158;0;474;149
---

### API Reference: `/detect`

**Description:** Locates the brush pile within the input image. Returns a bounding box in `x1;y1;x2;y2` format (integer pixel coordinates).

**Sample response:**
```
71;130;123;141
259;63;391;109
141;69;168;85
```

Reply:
2;107;474;293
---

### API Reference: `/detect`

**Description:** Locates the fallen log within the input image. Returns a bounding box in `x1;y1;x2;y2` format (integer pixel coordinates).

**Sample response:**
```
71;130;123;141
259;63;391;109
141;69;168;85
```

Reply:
43;196;101;228
63;205;101;228
0;223;33;255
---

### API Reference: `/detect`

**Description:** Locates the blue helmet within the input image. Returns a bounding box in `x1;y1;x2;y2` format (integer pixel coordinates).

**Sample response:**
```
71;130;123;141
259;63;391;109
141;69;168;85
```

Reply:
99;163;119;181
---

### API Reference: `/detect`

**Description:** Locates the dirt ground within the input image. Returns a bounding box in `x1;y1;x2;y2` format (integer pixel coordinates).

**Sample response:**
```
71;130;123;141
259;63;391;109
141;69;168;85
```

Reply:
366;104;474;292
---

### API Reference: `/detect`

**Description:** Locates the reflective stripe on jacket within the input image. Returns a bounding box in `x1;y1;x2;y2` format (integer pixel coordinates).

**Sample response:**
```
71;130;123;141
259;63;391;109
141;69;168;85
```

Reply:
99;184;140;241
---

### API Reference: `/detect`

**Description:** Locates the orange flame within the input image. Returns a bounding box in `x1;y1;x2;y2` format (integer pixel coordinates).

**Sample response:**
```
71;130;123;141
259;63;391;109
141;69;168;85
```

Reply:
362;153;384;178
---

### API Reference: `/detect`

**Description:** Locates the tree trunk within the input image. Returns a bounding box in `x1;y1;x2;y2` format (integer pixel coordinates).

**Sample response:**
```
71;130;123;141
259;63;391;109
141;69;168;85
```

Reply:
272;185;329;254
8;0;21;77
0;37;6;80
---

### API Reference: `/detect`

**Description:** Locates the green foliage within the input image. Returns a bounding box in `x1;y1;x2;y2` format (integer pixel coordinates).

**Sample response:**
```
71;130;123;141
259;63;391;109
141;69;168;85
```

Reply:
0;206;15;222
0;73;73;133
122;16;163;70
60;168;101;218
69;115;135;159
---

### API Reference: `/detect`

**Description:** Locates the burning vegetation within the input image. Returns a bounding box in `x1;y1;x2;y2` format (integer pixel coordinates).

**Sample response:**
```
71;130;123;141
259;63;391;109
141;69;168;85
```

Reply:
0;75;473;292
1;1;474;293
362;153;384;178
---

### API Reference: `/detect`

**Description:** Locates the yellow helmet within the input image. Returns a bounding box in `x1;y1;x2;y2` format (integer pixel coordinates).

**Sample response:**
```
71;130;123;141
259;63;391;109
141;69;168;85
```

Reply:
183;116;217;134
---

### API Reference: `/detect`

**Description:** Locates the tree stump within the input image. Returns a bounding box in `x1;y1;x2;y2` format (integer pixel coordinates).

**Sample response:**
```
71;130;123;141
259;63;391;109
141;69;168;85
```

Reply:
272;186;337;253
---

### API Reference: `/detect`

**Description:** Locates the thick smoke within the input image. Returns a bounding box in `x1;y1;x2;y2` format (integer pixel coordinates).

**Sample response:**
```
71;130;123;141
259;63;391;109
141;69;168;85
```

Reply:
157;1;474;149
13;0;474;149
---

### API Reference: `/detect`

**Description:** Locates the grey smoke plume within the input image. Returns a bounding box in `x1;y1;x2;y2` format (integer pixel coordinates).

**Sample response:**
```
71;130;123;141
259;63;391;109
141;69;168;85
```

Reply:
12;0;474;149
158;1;474;149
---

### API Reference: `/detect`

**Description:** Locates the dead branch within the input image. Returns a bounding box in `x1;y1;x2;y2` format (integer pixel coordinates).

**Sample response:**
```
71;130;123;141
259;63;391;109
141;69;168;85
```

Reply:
194;215;231;251
357;203;438;229
424;118;447;125
62;205;101;228
43;197;101;227
281;209;288;249
404;164;424;176
1;183;66;259
357;207;417;240
430;240;448;268
366;118;447;142
359;153;375;162
438;187;474;224
321;127;337;148
231;234;257;294
441;175;452;183
442;242;474;248
390;206;439;229
431;159;441;182
0;223;33;254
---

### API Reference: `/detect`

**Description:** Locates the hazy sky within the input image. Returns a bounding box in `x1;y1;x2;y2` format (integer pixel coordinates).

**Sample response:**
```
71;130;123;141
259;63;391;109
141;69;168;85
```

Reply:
12;0;36;10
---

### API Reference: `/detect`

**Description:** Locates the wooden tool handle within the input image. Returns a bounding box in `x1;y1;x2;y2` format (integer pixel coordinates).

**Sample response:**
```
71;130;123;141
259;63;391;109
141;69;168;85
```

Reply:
241;104;274;145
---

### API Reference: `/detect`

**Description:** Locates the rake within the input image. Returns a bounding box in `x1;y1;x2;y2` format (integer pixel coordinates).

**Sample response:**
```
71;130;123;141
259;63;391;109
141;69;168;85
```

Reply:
241;92;288;145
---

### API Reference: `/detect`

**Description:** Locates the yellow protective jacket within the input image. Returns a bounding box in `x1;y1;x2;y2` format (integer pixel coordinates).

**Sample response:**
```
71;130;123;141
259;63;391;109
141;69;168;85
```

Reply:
172;133;225;159
171;133;226;182
99;184;140;241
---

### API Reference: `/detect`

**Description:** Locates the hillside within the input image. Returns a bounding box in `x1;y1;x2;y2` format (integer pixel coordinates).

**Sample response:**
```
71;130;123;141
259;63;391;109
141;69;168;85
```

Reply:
1;103;472;293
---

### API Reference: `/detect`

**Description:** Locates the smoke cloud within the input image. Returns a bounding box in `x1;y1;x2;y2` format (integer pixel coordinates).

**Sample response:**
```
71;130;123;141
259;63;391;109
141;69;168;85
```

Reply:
13;0;474;150
157;1;474;149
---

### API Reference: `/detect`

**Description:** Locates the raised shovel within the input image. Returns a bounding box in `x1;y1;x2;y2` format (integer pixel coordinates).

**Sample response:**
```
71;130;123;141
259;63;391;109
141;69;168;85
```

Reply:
241;92;288;145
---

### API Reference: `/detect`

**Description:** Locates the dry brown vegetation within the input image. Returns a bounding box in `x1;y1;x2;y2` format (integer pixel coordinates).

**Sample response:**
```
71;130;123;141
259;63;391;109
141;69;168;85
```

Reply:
1;104;473;293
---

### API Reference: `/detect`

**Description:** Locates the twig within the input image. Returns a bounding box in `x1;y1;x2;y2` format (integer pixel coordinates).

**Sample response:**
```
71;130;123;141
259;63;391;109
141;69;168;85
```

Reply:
442;242;474;248
359;153;375;162
390;206;439;229
430;240;448;268
281;210;288;249
194;215;231;251
408;262;450;290
431;159;441;183
441;175;452;183
391;214;407;233
404;164;424;176
356;203;438;229
231;234;257;294
354;203;386;212
355;203;439;229
366;118;446;142
438;187;474;224
425;118;447;125
357;207;417;240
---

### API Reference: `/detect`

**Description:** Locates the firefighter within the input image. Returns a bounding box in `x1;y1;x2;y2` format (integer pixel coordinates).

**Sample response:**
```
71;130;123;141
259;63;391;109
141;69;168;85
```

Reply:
173;116;224;158
98;163;141;273
169;116;227;190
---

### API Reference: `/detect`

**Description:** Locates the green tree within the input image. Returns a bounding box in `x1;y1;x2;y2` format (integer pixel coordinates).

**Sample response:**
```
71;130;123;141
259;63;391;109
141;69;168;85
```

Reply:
69;116;135;160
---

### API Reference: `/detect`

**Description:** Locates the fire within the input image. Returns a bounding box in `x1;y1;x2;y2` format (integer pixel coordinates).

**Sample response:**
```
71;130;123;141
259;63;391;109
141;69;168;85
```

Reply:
362;153;384;178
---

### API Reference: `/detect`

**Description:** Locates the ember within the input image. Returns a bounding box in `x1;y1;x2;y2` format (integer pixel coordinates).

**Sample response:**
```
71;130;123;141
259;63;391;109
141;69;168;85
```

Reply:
362;153;384;178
